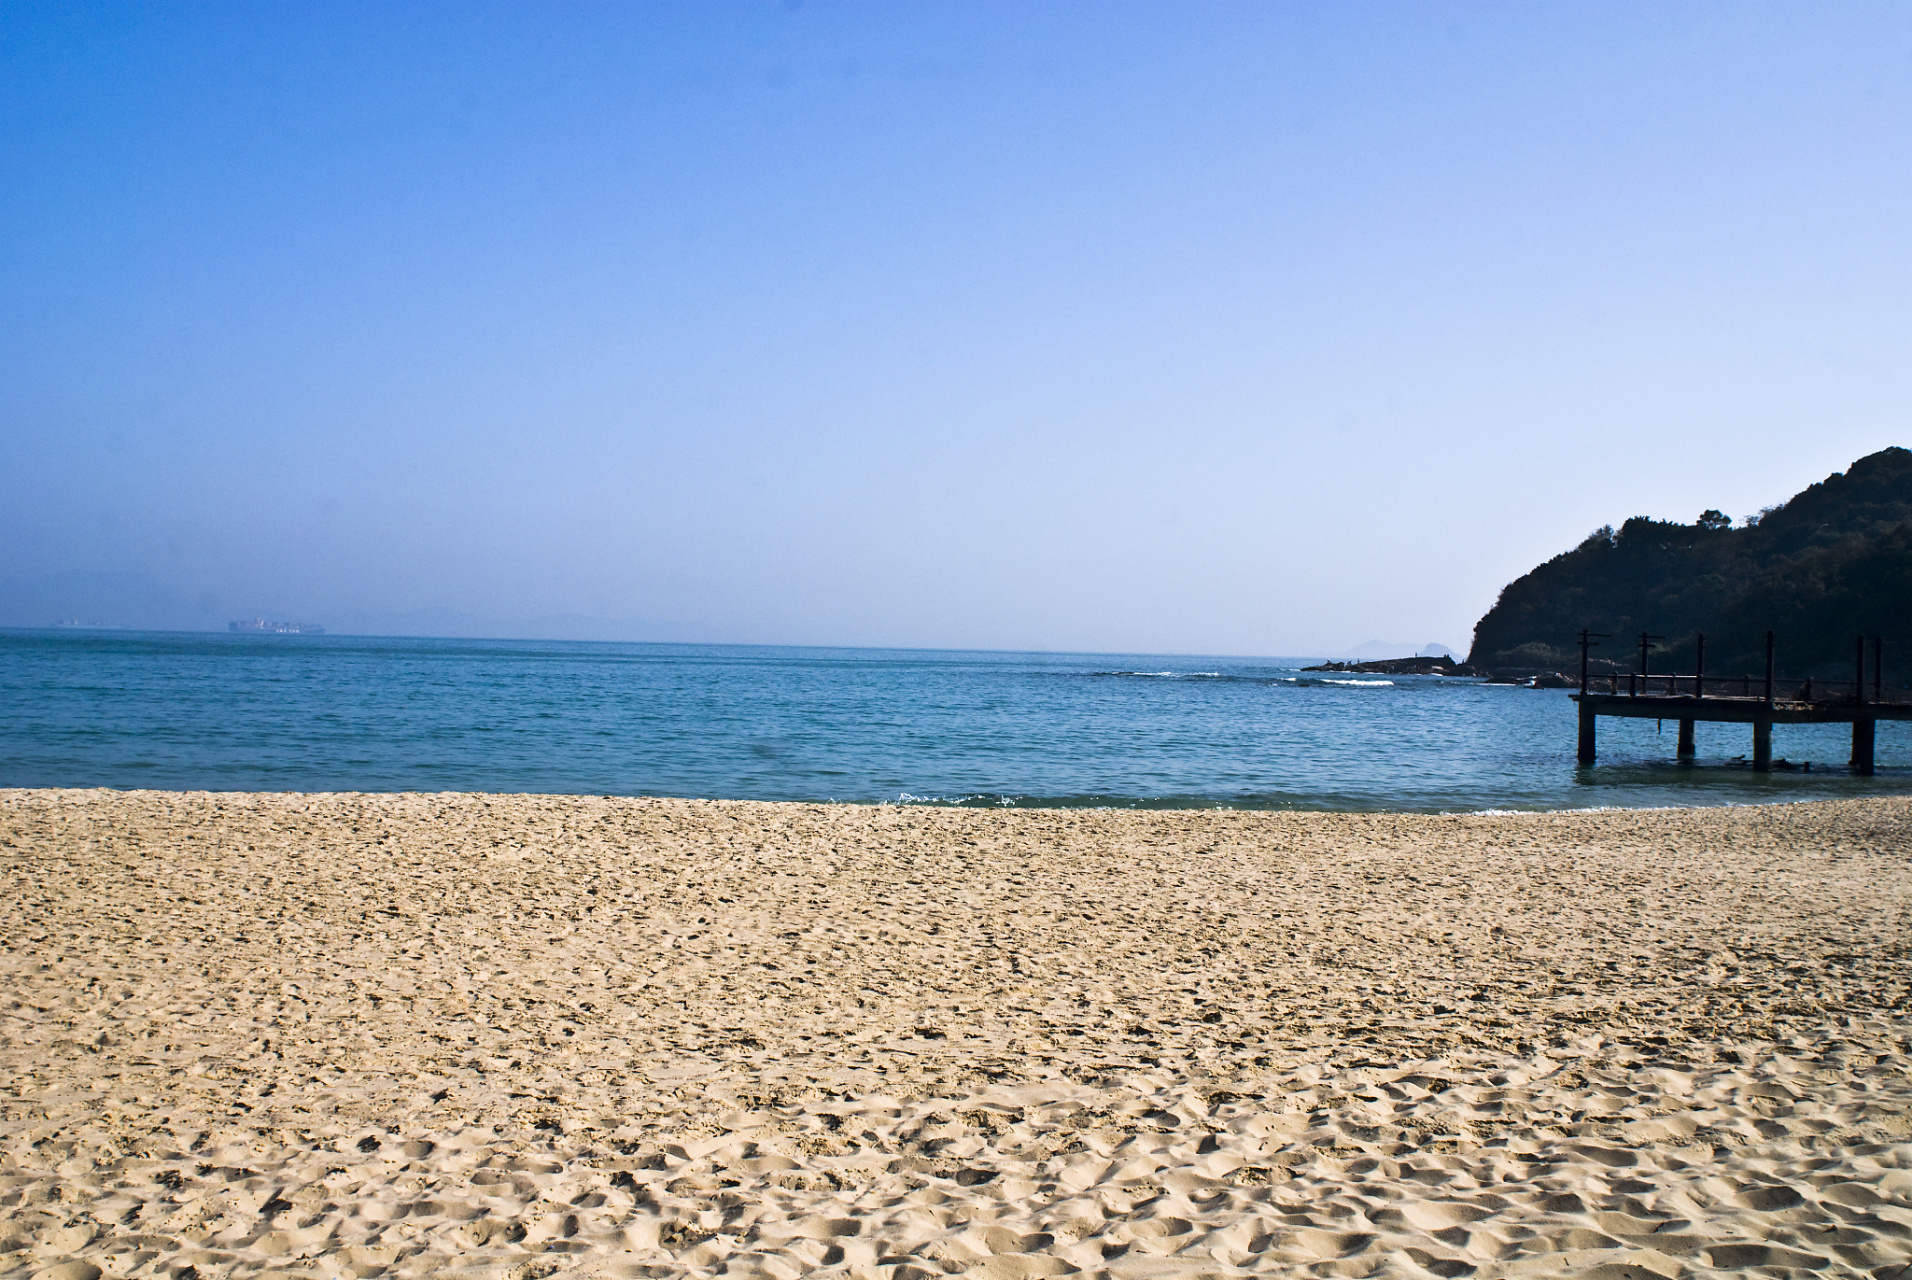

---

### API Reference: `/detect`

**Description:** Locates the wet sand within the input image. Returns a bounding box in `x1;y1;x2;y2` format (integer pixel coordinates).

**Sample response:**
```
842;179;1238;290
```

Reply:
4;788;1912;1279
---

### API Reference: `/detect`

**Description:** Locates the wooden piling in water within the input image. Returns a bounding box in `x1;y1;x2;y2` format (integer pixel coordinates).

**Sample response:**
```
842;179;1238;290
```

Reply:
1853;718;1876;776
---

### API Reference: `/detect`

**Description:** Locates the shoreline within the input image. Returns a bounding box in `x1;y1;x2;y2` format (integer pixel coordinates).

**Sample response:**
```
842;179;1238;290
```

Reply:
5;788;1912;1278
5;783;1905;818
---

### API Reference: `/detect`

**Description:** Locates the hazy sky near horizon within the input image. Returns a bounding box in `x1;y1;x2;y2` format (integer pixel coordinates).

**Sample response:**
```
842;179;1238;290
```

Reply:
4;2;1910;655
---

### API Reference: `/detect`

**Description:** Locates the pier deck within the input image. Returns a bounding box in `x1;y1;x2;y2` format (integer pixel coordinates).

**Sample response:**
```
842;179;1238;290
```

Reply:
1569;631;1905;773
1572;690;1910;773
1574;692;1912;726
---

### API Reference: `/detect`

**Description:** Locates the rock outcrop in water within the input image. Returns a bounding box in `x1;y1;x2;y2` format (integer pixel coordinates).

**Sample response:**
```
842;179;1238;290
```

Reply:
1301;655;1483;676
1468;446;1912;677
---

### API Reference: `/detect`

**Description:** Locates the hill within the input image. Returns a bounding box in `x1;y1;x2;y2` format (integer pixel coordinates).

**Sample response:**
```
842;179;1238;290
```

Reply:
1467;446;1912;677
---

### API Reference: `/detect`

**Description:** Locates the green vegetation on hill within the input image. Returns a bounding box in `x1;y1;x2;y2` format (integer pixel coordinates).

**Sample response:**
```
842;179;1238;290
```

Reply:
1468;447;1912;677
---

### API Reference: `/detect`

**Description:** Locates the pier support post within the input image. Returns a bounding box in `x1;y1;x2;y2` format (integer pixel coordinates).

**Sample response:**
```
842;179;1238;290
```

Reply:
1753;718;1772;773
1577;702;1597;764
1853;718;1876;776
1677;719;1695;760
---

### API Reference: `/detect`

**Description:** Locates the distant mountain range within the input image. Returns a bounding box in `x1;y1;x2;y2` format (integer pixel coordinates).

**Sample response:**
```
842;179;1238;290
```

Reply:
1468;447;1912;678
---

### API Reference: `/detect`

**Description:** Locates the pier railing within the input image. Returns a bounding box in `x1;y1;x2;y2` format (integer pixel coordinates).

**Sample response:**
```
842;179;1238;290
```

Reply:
1585;673;1912;706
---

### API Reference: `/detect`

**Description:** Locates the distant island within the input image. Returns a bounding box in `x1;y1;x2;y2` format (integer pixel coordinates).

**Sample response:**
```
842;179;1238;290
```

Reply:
1468;446;1912;679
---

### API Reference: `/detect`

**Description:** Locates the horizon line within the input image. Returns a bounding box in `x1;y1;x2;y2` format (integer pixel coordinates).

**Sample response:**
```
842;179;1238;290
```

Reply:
0;625;1461;665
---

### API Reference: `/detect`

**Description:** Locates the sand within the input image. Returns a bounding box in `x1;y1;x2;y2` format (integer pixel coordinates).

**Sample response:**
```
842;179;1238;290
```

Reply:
4;789;1912;1280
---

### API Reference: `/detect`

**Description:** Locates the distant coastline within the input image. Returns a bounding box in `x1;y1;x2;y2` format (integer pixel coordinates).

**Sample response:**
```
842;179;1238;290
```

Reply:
49;618;130;631
228;618;325;635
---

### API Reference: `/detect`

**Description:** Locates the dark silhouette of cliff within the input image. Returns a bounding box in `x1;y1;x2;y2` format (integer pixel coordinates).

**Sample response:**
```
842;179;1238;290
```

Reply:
1467;447;1912;677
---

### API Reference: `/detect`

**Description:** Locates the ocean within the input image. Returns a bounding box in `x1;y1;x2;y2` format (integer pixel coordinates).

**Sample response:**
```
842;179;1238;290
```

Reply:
2;628;1906;812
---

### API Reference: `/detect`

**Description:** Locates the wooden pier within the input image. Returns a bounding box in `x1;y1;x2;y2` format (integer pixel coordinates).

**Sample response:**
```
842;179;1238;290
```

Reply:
1571;632;1907;773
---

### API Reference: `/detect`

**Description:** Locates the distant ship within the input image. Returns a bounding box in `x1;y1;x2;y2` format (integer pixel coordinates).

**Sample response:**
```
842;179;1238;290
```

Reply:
51;618;130;630
229;619;325;635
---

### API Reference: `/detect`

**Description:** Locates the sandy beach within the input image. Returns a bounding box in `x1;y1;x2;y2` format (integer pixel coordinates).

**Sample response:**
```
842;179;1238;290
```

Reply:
4;788;1912;1280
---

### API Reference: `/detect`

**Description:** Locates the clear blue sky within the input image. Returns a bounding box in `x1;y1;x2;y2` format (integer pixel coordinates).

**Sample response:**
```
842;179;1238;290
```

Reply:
4;2;1909;655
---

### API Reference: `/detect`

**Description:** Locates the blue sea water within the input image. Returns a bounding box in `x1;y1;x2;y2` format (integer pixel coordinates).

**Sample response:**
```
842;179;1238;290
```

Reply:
2;629;1908;812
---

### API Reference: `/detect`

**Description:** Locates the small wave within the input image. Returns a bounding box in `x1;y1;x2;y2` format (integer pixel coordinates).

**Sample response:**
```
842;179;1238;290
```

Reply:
1088;670;1223;679
1275;676;1395;688
893;791;1021;807
1463;801;1783;816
